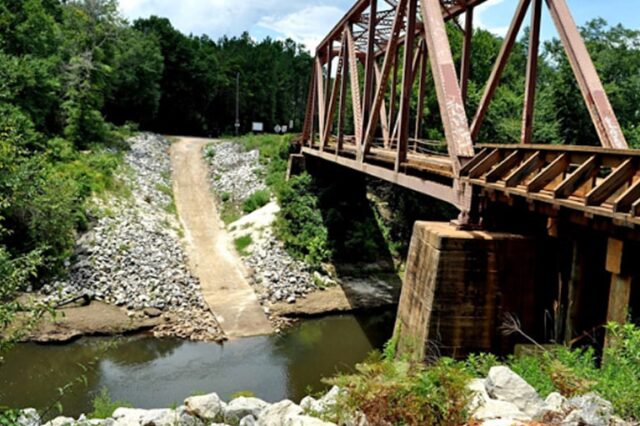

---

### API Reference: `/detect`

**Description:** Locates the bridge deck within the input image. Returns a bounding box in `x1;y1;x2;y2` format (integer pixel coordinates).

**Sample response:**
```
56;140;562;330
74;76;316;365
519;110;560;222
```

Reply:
302;141;640;229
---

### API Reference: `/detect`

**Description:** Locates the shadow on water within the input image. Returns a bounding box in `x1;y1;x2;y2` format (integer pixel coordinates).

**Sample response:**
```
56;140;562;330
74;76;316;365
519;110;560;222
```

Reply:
0;310;395;418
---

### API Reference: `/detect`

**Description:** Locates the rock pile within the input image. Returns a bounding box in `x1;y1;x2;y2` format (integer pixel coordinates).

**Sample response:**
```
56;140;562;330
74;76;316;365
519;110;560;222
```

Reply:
245;234;323;305
204;142;266;201
469;366;630;425
43;133;222;342
18;387;342;426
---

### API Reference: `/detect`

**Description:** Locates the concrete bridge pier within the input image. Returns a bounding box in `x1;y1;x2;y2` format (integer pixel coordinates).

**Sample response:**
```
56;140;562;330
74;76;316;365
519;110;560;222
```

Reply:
394;221;556;360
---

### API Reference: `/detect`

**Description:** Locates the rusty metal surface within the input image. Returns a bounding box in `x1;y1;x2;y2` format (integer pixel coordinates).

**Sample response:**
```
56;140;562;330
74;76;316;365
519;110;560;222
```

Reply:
299;0;631;223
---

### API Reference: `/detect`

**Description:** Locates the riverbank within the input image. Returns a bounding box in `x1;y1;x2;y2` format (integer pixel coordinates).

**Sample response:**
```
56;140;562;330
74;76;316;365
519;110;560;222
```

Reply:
31;134;224;343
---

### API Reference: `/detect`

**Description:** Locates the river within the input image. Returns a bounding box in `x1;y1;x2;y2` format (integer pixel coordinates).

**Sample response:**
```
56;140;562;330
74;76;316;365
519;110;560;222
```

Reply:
0;309;394;418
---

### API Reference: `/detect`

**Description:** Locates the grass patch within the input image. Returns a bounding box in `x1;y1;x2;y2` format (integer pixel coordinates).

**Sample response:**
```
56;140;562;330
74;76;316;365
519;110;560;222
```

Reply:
230;390;256;399
155;182;177;216
234;134;291;194
242;190;270;213
88;387;132;419
234;234;253;256
221;203;242;225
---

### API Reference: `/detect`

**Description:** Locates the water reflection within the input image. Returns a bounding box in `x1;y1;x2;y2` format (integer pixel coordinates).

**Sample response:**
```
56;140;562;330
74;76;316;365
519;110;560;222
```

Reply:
0;310;394;417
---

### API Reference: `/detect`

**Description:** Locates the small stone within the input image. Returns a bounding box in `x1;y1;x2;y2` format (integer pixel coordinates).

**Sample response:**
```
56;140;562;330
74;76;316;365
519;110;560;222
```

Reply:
485;366;543;417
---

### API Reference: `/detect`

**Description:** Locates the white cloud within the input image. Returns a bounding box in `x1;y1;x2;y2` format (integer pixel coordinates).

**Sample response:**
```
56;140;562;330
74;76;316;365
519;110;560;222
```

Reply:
258;5;345;51
474;0;510;37
118;0;350;51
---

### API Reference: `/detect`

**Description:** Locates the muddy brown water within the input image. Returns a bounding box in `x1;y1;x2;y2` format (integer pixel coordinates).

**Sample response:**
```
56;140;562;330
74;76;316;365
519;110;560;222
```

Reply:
0;310;394;418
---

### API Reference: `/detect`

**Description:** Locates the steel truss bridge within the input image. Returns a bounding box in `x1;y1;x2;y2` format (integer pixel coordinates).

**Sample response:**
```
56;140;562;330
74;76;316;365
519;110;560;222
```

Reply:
299;0;640;233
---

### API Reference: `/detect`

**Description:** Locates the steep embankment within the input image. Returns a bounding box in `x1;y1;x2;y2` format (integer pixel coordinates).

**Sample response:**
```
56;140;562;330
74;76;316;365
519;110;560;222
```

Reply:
170;137;272;337
38;134;223;342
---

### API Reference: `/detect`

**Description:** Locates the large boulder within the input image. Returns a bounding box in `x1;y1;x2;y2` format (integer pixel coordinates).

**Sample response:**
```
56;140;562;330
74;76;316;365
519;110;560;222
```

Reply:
258;400;303;426
223;397;269;424
139;409;178;426
239;415;258;426
42;417;75;426
485;366;543;417
563;393;613;426
184;393;224;421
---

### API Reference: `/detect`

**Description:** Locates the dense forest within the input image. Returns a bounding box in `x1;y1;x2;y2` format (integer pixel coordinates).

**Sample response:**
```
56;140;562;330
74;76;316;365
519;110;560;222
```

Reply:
2;0;640;297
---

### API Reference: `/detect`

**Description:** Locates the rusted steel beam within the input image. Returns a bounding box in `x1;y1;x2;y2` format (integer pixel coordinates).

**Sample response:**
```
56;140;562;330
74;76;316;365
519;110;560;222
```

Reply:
362;0;408;157
337;35;349;153
346;26;364;146
460;7;473;103
388;45;400;148
471;0;531;142
521;0;542;144
505;151;544;187
395;0;417;171
374;64;392;147
361;0;378;143
421;0;475;172
415;40;428;139
301;68;316;145
545;0;628;149
322;40;346;150
324;41;334;126
315;58;326;145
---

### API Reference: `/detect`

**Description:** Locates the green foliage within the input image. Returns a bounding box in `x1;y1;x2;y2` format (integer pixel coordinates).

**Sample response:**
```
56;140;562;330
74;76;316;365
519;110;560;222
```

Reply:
242;190;270;214
275;174;330;267
325;355;472;426
234;234;253;256
88;387;131;419
237;134;291;193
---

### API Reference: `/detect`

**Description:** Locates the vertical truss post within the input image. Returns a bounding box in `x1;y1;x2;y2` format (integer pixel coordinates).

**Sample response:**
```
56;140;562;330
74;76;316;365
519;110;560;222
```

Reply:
460;7;473;103
301;67;316;145
322;39;345;151
546;0;628;149
315;57;326;146
470;0;530;142
415;40;428;140
521;0;542;144
395;0;417;172
362;0;408;157
337;33;349;153
309;71;317;147
421;0;475;172
361;0;378;148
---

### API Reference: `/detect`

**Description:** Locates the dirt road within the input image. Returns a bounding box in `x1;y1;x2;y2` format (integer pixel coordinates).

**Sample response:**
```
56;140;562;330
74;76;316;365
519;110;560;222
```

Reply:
170;137;272;338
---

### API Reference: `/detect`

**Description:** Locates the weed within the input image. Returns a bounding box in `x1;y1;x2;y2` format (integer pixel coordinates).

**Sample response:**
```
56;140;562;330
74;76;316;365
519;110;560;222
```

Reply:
242;190;270;213
234;234;253;256
88;387;131;419
230;390;256;399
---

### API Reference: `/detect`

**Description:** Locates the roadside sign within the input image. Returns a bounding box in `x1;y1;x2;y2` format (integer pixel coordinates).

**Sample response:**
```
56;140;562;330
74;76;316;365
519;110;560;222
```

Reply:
274;125;282;134
252;122;264;132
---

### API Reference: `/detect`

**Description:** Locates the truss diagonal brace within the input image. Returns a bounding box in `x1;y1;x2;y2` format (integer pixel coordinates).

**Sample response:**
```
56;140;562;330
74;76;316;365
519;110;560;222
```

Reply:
545;0;628;149
420;0;475;173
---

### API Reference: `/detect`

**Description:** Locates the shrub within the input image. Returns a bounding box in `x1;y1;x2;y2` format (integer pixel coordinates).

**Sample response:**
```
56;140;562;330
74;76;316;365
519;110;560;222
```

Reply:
242;190;270;213
220;191;231;203
325;355;472;426
275;173;330;266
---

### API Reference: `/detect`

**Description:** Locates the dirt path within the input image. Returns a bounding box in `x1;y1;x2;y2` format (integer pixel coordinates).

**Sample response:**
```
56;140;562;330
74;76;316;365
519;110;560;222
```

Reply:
170;137;272;338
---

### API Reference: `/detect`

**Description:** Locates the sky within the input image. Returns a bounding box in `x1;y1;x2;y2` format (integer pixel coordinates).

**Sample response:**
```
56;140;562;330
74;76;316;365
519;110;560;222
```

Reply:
118;0;640;52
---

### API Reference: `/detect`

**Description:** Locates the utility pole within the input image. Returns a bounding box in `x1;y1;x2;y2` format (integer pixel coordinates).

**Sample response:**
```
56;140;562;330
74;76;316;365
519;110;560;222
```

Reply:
235;72;240;136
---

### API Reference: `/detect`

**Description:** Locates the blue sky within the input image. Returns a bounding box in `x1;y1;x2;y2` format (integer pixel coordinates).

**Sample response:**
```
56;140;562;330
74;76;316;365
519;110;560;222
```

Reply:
118;0;640;52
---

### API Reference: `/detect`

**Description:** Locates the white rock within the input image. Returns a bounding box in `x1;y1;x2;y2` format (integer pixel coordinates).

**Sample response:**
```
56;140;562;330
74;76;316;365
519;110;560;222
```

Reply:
563;393;613;426
43;417;75;426
258;400;303;426
184;393;224;420
224;397;269;424
239;415;258;426
533;392;567;423
485;366;543;417
472;399;531;422
285;415;336;426
139;409;178;426
17;409;40;426
481;420;528;426
467;378;491;413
